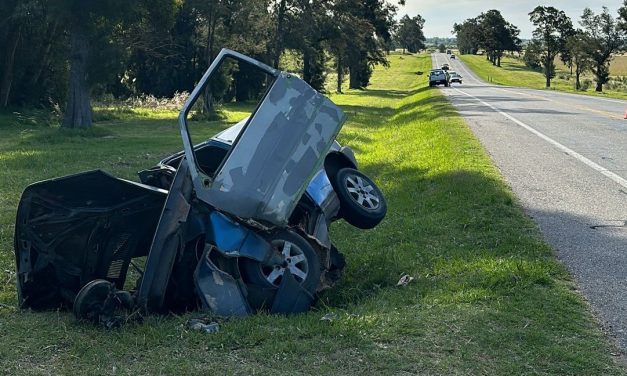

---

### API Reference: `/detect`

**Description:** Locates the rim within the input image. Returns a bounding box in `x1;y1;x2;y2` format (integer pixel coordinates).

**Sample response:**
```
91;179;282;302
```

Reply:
344;173;380;210
260;240;308;286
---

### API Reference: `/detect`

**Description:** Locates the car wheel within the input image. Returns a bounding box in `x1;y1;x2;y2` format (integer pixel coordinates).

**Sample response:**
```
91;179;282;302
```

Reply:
240;230;321;294
444;81;450;87
331;168;387;229
73;279;133;326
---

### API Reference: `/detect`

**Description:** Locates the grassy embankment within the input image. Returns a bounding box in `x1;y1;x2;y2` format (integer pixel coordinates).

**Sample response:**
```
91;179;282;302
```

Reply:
0;54;624;375
460;54;627;100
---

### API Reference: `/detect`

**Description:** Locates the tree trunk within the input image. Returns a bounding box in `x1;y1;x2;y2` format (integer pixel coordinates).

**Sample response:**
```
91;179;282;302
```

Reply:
545;55;551;88
348;64;360;89
62;25;92;128
272;0;287;68
497;55;501;67
203;2;217;115
0;26;21;108
595;82;603;92
30;20;59;87
336;53;343;93
575;68;581;90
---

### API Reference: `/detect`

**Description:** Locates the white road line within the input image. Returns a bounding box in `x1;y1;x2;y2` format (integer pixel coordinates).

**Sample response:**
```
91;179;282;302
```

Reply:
453;59;486;86
432;53;440;68
505;87;627;105
451;87;627;190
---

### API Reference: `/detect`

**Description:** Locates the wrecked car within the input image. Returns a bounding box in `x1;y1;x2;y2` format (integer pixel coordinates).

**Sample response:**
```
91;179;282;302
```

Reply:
14;49;387;325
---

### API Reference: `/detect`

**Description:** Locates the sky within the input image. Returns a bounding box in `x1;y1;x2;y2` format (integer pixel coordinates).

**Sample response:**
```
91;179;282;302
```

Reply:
397;0;626;39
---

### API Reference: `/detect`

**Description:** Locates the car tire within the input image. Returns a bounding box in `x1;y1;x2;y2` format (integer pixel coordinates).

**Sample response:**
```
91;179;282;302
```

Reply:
444;81;449;87
331;168;386;229
240;230;321;294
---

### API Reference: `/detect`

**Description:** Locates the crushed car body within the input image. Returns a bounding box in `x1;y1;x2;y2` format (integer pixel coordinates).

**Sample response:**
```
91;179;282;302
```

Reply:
14;49;387;325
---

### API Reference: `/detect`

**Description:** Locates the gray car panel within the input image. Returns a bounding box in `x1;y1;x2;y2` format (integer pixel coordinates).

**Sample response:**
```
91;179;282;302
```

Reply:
198;73;346;226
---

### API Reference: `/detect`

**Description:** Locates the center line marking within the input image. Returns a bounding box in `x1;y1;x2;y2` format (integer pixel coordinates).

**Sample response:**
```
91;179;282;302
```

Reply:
450;87;627;190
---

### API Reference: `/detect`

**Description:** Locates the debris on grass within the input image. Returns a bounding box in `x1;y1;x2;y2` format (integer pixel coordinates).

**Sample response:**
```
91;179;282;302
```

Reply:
320;312;340;322
396;274;414;287
187;318;220;334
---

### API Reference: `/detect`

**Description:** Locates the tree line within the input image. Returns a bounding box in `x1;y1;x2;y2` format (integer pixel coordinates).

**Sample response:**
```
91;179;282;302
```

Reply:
453;2;627;92
0;0;426;128
453;10;522;67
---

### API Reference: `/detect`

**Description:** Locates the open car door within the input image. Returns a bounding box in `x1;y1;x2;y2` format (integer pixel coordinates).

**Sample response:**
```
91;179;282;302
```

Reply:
179;49;347;227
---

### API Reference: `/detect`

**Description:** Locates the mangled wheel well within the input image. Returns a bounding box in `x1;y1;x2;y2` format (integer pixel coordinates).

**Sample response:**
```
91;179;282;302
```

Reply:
324;151;357;182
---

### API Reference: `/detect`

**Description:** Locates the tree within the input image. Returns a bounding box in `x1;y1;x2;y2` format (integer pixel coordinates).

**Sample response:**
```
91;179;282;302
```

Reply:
453;11;520;59
529;6;573;88
566;30;593;90
476;10;521;67
396;14;425;54
438;43;446;53
0;0;22;107
0;1;60;108
453;18;481;55
1;0;408;119
328;1;366;93
581;7;625;92
346;0;397;89
523;39;543;70
47;0;143;128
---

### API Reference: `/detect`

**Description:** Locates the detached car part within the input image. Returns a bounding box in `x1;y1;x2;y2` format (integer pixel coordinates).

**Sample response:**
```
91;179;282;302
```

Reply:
14;49;387;324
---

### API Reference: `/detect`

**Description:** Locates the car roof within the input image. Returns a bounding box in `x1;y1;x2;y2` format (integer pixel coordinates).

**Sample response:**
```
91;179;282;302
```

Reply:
212;117;248;144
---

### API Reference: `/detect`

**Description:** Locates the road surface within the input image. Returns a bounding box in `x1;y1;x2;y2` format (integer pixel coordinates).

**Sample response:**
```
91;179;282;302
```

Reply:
431;53;627;350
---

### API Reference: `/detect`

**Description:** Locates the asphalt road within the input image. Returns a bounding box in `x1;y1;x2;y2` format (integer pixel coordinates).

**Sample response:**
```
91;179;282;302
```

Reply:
431;53;627;350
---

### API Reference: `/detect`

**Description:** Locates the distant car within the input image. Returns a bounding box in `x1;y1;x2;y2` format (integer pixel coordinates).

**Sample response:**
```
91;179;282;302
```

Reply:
449;71;463;84
446;49;452;55
450;54;456;59
441;64;450;71
429;69;449;87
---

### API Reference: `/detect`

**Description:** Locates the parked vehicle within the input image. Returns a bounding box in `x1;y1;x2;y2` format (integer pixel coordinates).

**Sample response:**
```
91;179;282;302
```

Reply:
14;49;387;325
429;69;450;87
449;71;463;84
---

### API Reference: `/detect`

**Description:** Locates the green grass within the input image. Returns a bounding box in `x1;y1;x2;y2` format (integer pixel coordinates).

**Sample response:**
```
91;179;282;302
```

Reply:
460;54;627;100
0;55;624;375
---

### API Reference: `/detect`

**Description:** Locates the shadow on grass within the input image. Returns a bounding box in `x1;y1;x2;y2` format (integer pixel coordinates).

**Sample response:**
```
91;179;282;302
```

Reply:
346;86;429;100
319;162;555;309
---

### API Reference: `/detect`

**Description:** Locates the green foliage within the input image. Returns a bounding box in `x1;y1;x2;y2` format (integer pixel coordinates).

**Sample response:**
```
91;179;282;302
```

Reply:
396;14;426;53
453;10;521;65
523;40;543;70
326;0;399;91
565;30;594;90
0;0;397;115
453;19;481;55
580;6;626;92
528;6;574;87
460;53;627;100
